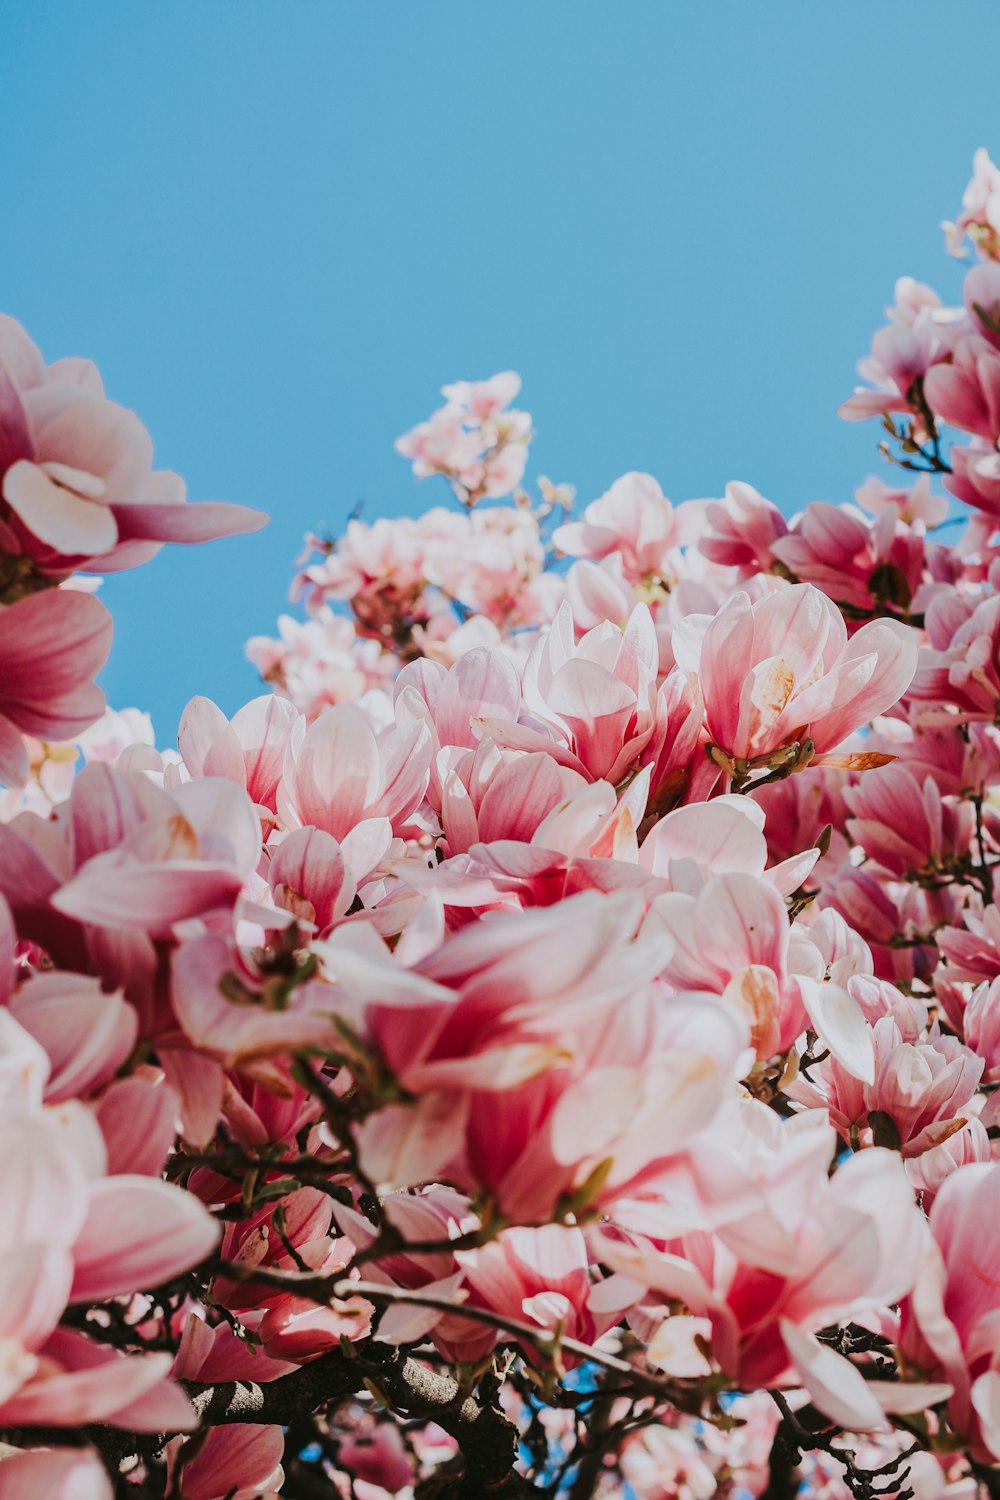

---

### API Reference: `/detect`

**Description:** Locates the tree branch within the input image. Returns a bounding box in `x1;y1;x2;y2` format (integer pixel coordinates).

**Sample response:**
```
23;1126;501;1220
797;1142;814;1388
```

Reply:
178;1339;543;1497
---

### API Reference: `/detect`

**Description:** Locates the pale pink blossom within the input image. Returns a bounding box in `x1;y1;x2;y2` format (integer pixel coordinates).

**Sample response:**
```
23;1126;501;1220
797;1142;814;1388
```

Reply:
449;1223;635;1367
246;607;396;720
698;481;789;577
770;499;928;620
277;702;432;849
596;1138;924;1397
672;583;918;776
8;971;137;1102
839;283;961;426
924;333;1000;441
395;373;531;502
178;693;299;812
962;976;1000;1080
0;312;264;572
945;149;1000;259
484;601;659;782
553;472;705;584
334;1422;414;1496
322;892;746;1218
650;871;873;1077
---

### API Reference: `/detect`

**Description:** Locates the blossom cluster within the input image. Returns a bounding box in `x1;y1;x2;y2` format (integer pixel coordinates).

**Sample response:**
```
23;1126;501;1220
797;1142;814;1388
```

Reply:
2;154;1000;1499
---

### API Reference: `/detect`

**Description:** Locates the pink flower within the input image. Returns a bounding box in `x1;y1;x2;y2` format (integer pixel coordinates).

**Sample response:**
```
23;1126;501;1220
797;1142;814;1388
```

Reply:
450;1223;636;1367
172;1306;296;1384
395;373;531;503
334;1422;414;1496
0;1066;217;1433
0;313;264;574
962;977;1000;1079
333;1187;483;1357
484;601;659;782
596;1133;923;1398
945;148;1000;259
673;583;918;776
839;287;959;427
323;892;746;1219
265;823;357;933
246;607;395;719
844;764;974;877
433;741;591;859
169;929;344;1080
422;505;552;626
769;499;928;620
49;767;260;939
178;693;299;812
924;333;1000;441
8;971;137;1102
639;794;819;899
698;481;789;577
863;1018;984;1156
395;645;522;762
650;871;874;1077
964;262;1000;351
214;1189;371;1359
441;372;522;421
553;471;705;585
277;702;432;851
906;1117;992;1205
910;592;1000;721
94;1074;180;1176
945;442;1000;518
619;1423;720;1500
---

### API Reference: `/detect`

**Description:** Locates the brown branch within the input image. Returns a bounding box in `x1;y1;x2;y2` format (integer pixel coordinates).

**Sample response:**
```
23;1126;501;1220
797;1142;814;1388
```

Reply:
178;1340;542;1497
181;1349;361;1426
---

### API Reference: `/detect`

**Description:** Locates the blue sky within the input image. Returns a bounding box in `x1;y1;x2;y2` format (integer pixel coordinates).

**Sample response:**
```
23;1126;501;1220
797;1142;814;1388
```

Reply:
2;3;998;739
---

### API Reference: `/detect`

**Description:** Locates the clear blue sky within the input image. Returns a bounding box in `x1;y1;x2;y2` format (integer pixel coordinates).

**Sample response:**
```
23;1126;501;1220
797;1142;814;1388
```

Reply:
2;3;997;739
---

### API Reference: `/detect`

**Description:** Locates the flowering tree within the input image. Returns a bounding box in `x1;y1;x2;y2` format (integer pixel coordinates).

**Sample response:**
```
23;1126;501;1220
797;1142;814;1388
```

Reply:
3;154;1000;1500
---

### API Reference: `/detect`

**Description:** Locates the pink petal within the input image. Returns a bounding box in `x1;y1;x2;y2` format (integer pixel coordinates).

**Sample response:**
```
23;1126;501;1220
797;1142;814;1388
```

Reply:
52;860;244;934
780;1320;888;1431
0;1447;113;1500
0;359;35;474
69;1177;219;1302
112;496;267;542
4;460;118;555
798;977;875;1084
0;715;28;786
0;589;112;722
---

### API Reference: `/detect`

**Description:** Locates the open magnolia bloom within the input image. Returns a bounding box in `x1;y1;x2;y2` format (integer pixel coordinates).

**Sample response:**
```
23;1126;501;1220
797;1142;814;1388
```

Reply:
8;147;1000;1500
0;313;265;574
672;583;919;785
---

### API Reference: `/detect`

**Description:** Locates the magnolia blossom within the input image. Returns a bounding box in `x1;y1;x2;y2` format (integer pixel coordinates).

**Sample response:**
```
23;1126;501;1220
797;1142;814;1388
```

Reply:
946;149;1000;259
595;1115;925;1405
0;315;264;573
395;372;531;502
553;471;706;585
482;601;660;783
672;583;918;777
